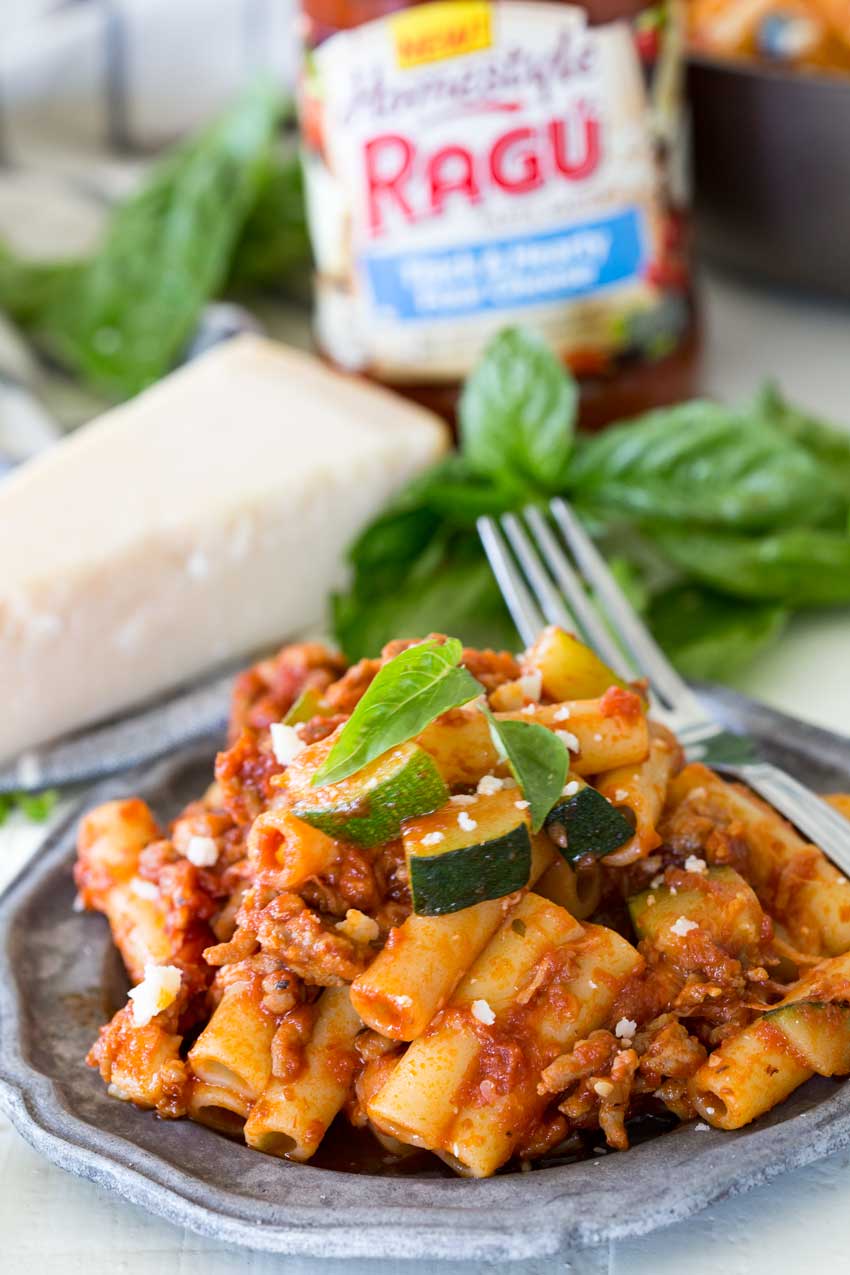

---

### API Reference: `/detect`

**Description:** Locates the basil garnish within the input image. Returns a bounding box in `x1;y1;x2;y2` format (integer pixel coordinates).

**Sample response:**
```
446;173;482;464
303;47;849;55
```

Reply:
483;708;569;833
312;637;483;787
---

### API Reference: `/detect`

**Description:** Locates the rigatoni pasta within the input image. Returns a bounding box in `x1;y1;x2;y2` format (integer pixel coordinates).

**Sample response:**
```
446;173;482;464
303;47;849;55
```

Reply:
75;627;850;1176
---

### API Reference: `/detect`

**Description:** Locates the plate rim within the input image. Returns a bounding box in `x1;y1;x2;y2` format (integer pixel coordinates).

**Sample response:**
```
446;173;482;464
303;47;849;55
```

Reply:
3;702;850;1261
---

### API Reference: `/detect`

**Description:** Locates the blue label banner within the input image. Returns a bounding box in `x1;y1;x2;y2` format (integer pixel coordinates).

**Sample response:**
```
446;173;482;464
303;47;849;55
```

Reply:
362;208;647;322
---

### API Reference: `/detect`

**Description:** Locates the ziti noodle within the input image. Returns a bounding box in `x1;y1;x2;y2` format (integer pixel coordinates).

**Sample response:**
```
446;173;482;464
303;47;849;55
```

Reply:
76;629;850;1176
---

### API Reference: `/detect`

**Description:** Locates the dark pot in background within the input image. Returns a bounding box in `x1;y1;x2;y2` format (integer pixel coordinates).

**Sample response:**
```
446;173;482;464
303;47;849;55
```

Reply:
688;56;850;298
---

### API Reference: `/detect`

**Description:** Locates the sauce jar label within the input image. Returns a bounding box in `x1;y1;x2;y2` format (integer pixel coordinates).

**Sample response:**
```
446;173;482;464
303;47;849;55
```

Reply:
300;1;689;383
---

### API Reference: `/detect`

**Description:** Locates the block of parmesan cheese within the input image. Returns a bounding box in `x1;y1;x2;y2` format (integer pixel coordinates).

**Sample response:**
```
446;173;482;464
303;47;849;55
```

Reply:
0;335;448;762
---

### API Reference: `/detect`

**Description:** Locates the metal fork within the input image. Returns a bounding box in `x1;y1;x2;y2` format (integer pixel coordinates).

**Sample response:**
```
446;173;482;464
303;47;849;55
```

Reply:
478;497;850;877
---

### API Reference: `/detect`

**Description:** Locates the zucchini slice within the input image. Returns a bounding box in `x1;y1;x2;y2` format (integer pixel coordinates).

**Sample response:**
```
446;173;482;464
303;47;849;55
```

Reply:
544;780;634;863
527;626;627;701
404;789;532;916
292;741;449;847
628;866;763;956
283;687;331;726
762;1001;850;1076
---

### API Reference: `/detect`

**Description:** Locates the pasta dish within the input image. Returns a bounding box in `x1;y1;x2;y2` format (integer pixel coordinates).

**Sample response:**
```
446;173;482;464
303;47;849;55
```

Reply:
75;629;850;1177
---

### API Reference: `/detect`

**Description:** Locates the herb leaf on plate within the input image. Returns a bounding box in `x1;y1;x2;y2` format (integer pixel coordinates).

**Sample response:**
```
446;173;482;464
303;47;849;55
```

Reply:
312;637;484;786
459;327;577;492
483;709;569;832
569;400;839;530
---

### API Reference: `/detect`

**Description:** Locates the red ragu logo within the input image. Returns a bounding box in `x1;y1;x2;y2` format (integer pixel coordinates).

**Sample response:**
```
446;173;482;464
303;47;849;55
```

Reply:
364;104;601;235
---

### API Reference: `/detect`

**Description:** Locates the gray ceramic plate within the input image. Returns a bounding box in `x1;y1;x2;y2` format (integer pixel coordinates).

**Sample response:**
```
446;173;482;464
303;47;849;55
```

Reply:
2;686;850;1263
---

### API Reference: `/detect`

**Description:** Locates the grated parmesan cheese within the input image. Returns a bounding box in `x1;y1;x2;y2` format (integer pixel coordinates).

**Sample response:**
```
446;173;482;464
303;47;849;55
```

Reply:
476;775;503;796
614;789;629;802
562;780;580;798
471;998;496;1025
694;1122;710;1131
684;855;707;875
269;722;305;766
514;799;530;810
517;671;542;702
555;729;580;752
458;811;478;832
593;1080;614;1098
521;704;537;715
615;1017;637;1040
553;705;571;721
128;963;182;1027
422;830;445;846
335;909;380;944
671;916;698;937
185;835;218;867
130;877;158;901
450;794;476;805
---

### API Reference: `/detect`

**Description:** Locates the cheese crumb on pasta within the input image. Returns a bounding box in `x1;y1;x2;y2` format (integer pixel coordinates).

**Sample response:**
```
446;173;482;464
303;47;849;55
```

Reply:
671;916;699;937
270;722;306;766
130;877;158;901
615;1017;637;1040
471;998;496;1025
128;963;182;1027
335;909;380;944
185;835;218;867
684;855;708;874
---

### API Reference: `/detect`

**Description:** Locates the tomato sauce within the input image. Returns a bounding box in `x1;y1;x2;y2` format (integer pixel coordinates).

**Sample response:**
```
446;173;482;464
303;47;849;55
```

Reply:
298;0;698;429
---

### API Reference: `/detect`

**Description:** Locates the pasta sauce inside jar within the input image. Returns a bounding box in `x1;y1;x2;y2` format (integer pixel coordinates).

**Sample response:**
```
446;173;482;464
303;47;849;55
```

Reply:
298;0;698;428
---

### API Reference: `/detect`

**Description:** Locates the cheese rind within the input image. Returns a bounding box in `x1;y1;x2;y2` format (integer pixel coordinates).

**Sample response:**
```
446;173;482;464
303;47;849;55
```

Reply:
1;336;448;761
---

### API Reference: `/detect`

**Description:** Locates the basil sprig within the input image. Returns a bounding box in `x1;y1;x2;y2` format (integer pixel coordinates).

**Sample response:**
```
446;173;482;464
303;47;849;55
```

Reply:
312;638;483;787
483;708;569;833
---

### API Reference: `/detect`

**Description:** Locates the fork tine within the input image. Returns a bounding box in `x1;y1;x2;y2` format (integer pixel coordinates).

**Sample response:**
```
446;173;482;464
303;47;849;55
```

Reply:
522;506;635;681
500;512;583;635
477;517;544;647
550;497;699;711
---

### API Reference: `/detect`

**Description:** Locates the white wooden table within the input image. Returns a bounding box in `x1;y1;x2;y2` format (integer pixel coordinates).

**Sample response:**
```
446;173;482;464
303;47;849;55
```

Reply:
2;271;850;1274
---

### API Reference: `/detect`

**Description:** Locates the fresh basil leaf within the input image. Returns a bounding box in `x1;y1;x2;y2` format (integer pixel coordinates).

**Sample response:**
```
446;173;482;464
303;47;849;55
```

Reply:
755;382;850;501
335;531;519;661
569;401;840;530
649;525;850;606
459;327;576;492
648;585;788;680
14;789;60;822
0;241;83;330
39;80;285;399
226;145;312;292
483;708;569;833
312;637;484;786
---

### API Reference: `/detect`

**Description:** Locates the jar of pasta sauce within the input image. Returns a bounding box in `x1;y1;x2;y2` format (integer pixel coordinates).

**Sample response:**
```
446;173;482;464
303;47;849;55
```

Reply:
298;0;697;428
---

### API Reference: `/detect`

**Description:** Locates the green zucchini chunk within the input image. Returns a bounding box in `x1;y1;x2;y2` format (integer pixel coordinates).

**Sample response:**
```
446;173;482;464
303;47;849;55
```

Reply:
628;865;763;955
283;687;330;726
404;790;532;916
544;782;633;863
293;741;449;847
763;1001;850;1076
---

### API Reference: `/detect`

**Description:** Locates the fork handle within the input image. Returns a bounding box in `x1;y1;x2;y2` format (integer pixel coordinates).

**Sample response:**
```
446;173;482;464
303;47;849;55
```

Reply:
732;761;850;878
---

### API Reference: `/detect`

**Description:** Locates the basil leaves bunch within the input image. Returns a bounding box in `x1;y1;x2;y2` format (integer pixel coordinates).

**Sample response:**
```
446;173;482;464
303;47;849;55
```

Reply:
334;330;850;684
